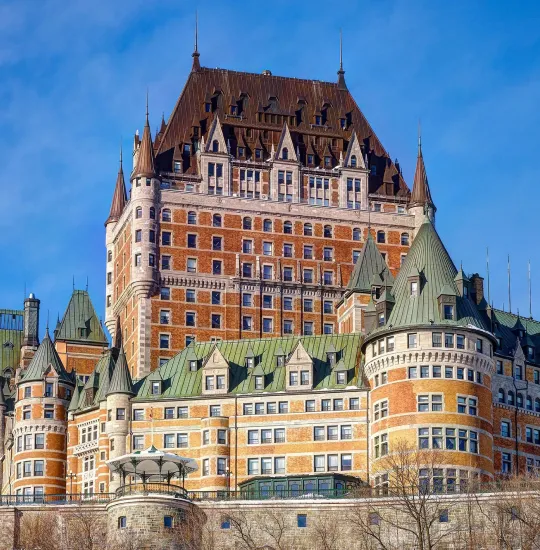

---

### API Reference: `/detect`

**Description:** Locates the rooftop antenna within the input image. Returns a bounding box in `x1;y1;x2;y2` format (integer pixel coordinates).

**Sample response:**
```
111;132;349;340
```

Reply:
195;10;198;54
508;255;512;313
529;260;532;318
486;247;491;305
339;28;343;71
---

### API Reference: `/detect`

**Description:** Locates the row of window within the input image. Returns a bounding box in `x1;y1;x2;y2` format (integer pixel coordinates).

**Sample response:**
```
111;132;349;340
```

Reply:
16;460;44;479
497;389;540;411
247;428;286;444
79;424;99;443
496;360;540;381
22;404;56;420
16;434;45;453
408;365;483;384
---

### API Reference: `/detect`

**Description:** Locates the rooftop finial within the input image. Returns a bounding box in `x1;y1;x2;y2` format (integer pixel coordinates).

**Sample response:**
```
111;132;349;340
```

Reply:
145;89;149;126
119;138;123;170
418;119;422;156
192;11;201;71
337;29;347;90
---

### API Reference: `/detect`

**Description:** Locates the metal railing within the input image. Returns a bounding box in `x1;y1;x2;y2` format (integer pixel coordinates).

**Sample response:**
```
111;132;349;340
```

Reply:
0;493;116;506
116;482;188;499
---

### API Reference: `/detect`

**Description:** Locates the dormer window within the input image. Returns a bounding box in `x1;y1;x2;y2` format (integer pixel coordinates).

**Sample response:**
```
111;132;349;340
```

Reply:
324;156;331;167
464;286;469;298
230;105;238;115
350;155;357;168
410;281;418;297
212;140;219;153
527;347;535;361
378;313;385;327
189;360;198;372
254;376;264;390
282;148;288;160
205;102;211;112
315;115;322;126
255;148;262;160
238;147;245;157
246;357;254;369
276;355;285;367
443;305;454;320
151;382;161;395
340;118;346;129
327;352;336;367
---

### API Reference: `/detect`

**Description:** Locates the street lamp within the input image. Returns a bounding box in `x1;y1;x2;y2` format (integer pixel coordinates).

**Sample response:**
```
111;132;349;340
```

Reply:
67;470;77;501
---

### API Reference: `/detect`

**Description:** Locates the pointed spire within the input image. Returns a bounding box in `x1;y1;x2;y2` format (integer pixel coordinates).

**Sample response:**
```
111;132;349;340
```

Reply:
192;11;201;72
107;348;134;396
105;143;127;224
410;124;435;211
337;29;347;90
133;97;156;178
22;330;73;384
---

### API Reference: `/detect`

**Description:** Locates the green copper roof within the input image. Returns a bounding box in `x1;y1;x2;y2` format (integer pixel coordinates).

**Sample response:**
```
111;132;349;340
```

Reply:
135;334;364;400
22;330;73;384
380;218;489;333
55;290;108;345
489;309;540;365
346;234;393;294
68;381;83;412
107;349;134;396
0;310;24;375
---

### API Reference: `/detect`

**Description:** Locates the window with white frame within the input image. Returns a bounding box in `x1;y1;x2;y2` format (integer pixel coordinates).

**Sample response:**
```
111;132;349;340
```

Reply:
239;169;261;198
373;400;388;420
417;394;443;412
457;396;477;416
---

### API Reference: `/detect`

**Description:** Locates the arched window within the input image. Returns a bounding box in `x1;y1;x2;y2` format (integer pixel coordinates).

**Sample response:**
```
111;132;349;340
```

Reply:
304;223;313;236
350;155;357;168
535;398;540;412
213;214;222;227
324;225;332;238
377;231;385;244
283;221;292;234
212;140;219;153
282;148;288;160
401;233;410;246
187;211;197;224
107;251;112;262
149;207;156;220
517;393;524;408
135;207;142;219
498;389;505;403
353;228;361;241
243;217;252;230
508;391;515;406
527;395;533;410
161;208;171;222
263;219;272;232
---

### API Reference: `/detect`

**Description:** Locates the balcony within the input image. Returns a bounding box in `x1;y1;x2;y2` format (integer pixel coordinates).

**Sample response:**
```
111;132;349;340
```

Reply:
73;439;99;456
115;482;189;499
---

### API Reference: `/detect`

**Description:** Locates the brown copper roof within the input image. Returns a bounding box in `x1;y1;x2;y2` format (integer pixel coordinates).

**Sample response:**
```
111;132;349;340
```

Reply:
410;141;435;209
134;115;156;179
105;155;127;225
155;66;409;197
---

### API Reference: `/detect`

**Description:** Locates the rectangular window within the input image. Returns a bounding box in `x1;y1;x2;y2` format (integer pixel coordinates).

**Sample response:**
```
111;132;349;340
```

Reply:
314;455;325;472
457;335;465;349
186;258;196;272
164;434;175;448
210;405;221;417
432;332;442;348
408;333;417;348
350;398;360;410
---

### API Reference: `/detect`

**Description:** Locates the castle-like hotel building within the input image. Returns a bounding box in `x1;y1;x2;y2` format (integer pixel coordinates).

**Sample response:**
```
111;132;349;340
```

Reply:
0;44;539;503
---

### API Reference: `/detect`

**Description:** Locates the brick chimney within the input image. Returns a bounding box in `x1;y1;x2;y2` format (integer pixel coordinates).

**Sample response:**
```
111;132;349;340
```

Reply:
469;274;484;306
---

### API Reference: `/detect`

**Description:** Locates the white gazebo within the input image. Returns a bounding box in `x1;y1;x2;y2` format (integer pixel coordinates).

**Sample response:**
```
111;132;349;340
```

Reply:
107;445;198;497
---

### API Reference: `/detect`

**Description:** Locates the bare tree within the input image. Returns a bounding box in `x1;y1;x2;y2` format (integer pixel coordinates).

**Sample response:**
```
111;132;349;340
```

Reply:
63;505;107;550
349;440;458;550
17;511;61;550
308;515;342;550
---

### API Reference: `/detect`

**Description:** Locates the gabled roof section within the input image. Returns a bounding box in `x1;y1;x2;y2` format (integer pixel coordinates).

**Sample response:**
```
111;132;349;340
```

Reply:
22;330;73;384
410;139;435;210
202;345;229;369
204;115;227;153
134;334;363;399
343;131;365;169
275;122;297;161
106;148;127;225
107;348;134;396
346;233;392;294
383;218;489;332
55;290;108;345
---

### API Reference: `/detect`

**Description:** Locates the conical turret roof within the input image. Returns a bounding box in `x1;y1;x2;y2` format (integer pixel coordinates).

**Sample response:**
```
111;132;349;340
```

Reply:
22;330;73;384
346;233;393;294
134;109;155;178
410;140;435;210
106;152;127;225
68;381;83;412
106;348;134;396
383;218;489;331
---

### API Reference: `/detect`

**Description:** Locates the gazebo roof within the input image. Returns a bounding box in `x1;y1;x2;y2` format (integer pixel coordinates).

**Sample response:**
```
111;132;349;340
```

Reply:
107;445;198;481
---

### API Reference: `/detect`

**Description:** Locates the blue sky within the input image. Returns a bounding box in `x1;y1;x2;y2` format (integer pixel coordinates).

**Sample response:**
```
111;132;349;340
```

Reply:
1;0;539;337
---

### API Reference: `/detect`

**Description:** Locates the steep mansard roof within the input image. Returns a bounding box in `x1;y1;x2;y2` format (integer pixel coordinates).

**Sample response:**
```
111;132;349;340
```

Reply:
55;290;108;345
377;218;490;333
488;309;540;365
0;309;23;375
135;334;364;399
154;66;409;198
22;330;73;384
345;233;393;295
